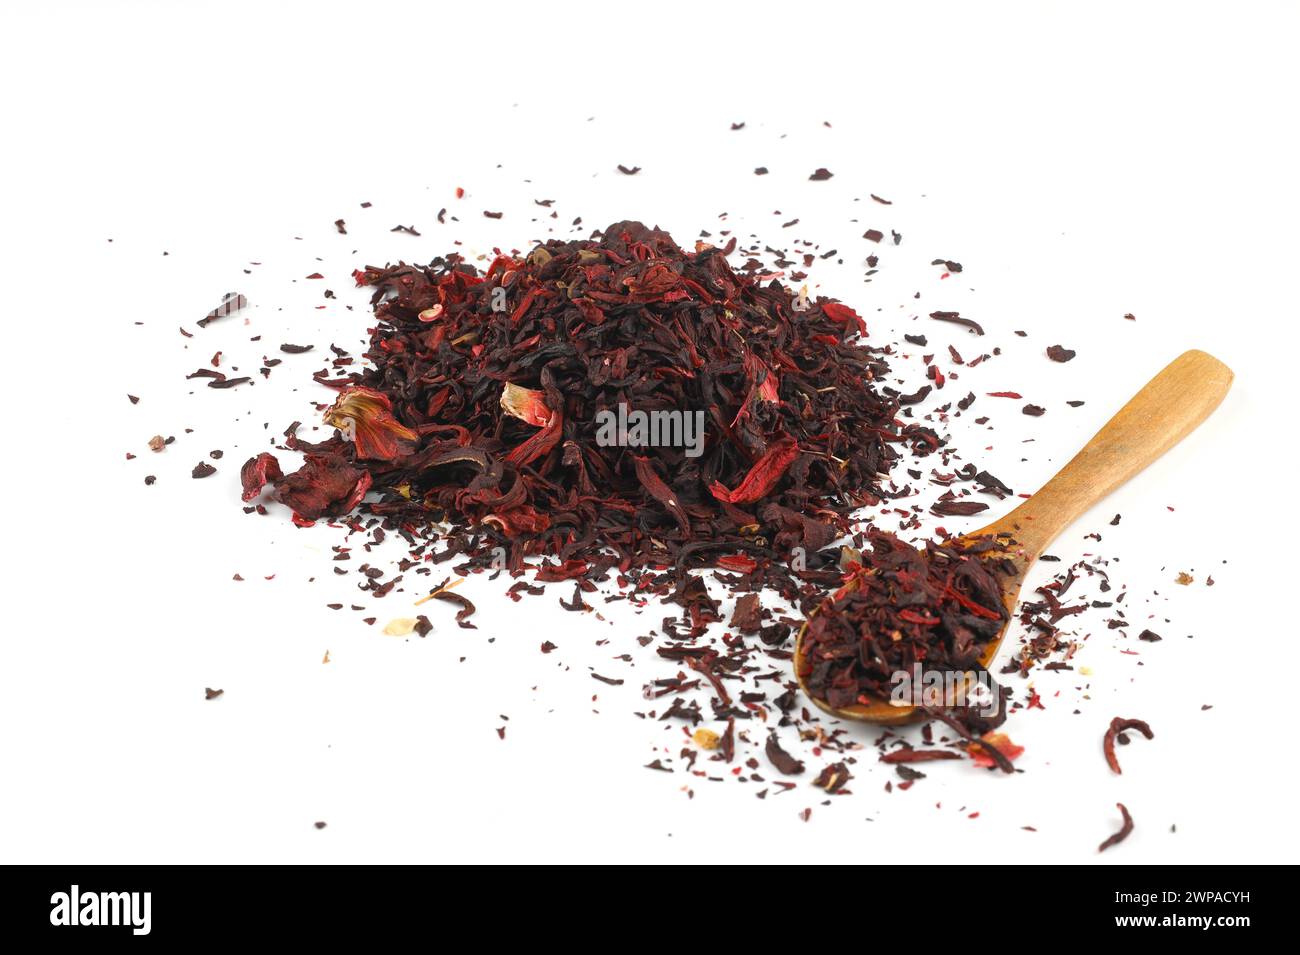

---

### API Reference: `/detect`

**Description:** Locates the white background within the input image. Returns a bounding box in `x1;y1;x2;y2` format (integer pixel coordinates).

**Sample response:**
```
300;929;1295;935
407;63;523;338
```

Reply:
2;1;1297;864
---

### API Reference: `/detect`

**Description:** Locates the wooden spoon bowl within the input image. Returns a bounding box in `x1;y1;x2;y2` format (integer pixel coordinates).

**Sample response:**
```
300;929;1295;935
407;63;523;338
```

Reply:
794;350;1233;724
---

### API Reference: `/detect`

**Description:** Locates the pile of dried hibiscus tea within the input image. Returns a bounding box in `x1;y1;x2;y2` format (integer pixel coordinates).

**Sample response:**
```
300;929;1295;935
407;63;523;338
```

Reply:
172;196;1175;847
240;221;937;598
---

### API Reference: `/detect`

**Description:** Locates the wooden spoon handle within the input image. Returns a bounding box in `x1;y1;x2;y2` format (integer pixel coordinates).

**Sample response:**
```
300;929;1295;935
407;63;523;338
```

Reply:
981;349;1233;559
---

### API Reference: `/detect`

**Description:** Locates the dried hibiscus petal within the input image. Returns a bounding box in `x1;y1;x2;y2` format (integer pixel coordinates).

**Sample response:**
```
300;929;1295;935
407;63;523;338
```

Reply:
709;436;800;504
483;506;552;537
729;592;762;632
765;731;805;775
431;590;477;629
275;453;372;520
499;382;553;428
822;301;867;337
504;411;562;467
633;456;690;532
717;554;758;574
967;732;1024;769
323;387;418;461
1098;802;1134;853
813;762;853;793
239;452;284;502
1103;717;1154;774
880;748;963;764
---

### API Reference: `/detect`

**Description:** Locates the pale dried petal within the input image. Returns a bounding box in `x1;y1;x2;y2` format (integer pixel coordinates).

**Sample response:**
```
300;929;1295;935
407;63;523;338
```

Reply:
693;728;720;750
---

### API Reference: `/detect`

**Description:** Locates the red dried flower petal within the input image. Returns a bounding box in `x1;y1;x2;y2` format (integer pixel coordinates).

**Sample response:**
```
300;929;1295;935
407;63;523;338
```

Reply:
709;436;800;504
717;554;758;574
324;387;418;461
967;732;1024;769
822;302;867;337
239;452;284;502
483;506;552;537
499;383;553;428
504;412;562;467
275;453;371;520
632;456;691;533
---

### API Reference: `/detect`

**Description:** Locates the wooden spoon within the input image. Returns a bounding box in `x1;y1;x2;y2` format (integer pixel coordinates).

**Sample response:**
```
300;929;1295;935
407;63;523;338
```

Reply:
793;349;1234;724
